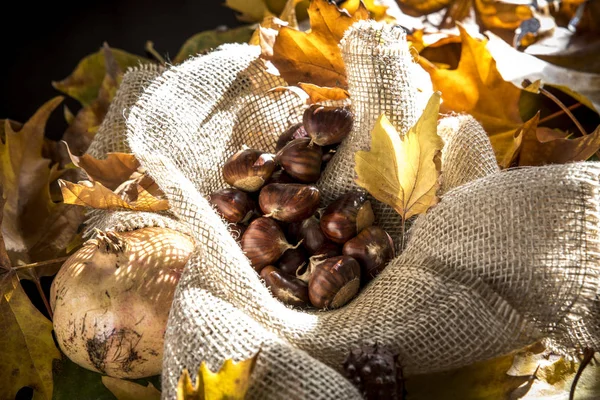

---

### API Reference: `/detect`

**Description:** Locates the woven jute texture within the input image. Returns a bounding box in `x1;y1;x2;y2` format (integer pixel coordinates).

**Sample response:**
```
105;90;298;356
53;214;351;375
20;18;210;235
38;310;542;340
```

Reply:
83;21;600;399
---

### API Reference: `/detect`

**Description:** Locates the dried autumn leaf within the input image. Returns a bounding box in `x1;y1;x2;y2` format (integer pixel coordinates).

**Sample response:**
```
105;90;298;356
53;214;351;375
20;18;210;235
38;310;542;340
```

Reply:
102;376;161;400
340;0;388;20
419;24;536;167
0;98;84;266
519;116;600;166
0;192;61;400
174;26;256;64
68;150;140;191
59;180;169;212
62;44;122;156
177;353;258;400
355;92;443;220
264;0;369;87
225;0;270;22
297;83;350;103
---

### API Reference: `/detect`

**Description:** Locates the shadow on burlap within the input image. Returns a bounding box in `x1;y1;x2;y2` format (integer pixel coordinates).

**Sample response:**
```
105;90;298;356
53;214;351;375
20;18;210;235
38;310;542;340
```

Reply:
84;21;600;399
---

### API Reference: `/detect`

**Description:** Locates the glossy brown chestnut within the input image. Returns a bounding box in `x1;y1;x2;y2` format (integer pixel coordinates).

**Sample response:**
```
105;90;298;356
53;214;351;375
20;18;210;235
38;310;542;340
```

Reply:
223;149;276;192
260;265;310;307
289;215;327;255
308;256;361;309
209;188;254;223
303;105;353;146
275;123;309;152
241;217;299;271
276;138;322;183
259;184;320;223
266;170;297;185
320;191;375;244
343;226;395;283
312;241;341;259
278;247;308;276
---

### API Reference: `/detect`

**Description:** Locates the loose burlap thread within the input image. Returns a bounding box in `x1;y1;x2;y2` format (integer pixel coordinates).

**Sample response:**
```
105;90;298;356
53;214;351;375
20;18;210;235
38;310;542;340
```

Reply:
84;21;600;399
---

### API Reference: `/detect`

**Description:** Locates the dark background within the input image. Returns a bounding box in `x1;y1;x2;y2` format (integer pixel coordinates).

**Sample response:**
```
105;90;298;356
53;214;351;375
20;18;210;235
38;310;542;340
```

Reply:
0;0;242;139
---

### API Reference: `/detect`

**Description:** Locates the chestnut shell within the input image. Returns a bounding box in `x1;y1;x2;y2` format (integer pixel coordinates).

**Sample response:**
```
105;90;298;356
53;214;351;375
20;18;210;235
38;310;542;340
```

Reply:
209;188;254;223
276;138;322;183
320;191;375;244
303;105;353;146
241;217;294;271
275;123;309;152
259;184;320;223
261;265;310;307
308;255;361;309
223;149;276;192
343;226;395;283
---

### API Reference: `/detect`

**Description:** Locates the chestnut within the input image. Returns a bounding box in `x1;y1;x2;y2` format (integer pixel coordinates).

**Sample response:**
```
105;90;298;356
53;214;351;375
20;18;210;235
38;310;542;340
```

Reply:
223;149;276;192
312;241;341;259
289;215;327;255
266;170;297;185
275;123;309;152
278;247;308;276
276;138;322;183
303;105;353;146
260;265;310;307
343;226;395;283
320;191;375;244
241;217;299;271
308;256;361;309
209;188;254;223
259;184;320;223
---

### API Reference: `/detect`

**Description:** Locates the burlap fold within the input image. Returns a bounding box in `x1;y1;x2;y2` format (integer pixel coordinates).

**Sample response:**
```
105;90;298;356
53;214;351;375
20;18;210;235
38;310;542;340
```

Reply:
82;21;600;399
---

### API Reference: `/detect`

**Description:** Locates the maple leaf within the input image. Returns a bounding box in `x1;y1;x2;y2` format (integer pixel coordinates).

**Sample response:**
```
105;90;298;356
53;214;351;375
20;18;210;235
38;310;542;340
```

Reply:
102;376;161;400
0;97;84;266
340;0;388;20
68;150;141;191
177;353;259;400
355;92;443;220
297;82;350;103
419;24;536;167
59;180;169;212
53;46;148;107
263;0;369;87
61;44;122;156
0;189;62;400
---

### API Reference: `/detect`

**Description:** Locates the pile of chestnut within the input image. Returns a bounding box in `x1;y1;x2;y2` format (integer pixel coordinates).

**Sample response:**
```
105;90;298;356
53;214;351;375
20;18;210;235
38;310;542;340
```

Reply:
209;105;395;310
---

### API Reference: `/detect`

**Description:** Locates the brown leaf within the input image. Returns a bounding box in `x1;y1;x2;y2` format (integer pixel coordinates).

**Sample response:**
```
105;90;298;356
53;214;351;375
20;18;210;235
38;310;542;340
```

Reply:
59;180;169;212
518;116;600;166
263;0;369;87
61;44;122;156
68;150;140;191
419;24;534;167
0;98;84;266
101;376;161;400
355;93;443;220
297;83;350;103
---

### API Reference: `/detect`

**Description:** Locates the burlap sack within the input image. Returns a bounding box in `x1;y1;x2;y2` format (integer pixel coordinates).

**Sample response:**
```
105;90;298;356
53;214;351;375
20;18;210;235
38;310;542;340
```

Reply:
85;21;600;399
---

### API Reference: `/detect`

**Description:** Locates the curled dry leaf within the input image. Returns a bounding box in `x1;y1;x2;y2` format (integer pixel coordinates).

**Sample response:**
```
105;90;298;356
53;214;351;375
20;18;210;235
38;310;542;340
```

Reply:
340;0;388;20
297;83;350;103
67;149;140;191
101;376;161;400
177;353;258;400
174;25;255;64
262;0;369;87
355;92;443;220
59;180;169;212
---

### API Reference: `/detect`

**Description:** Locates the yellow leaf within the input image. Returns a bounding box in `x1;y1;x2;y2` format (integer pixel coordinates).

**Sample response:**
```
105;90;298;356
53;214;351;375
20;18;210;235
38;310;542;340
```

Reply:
225;0;269;22
67;150;140;191
419;24;536;167
475;0;532;30
264;0;369;87
297;83;350;103
340;0;388;20
101;376;161;400
355;92;443;220
59;180;169;212
177;353;258;400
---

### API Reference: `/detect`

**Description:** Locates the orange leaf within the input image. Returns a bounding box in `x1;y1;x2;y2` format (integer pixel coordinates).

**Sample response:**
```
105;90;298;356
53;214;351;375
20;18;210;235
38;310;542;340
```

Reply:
297;83;350;103
68;150;140;191
419;24;535;167
264;0;369;87
59;180;169;212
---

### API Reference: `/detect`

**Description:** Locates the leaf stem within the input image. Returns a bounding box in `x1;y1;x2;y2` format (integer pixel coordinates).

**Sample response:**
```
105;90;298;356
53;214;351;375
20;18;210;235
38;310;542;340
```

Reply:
34;277;53;320
145;41;166;65
538;103;583;125
400;215;406;252
570;348;595;400
13;256;69;271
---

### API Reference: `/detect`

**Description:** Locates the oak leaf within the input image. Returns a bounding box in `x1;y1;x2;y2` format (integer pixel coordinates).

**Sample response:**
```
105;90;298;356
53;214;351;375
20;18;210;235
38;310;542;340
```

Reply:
177;353;258;400
355;92;443;220
419;24;535;167
102;376;161;400
59;180;168;212
297;83;350;103
68;150;140;191
0;98;84;266
0;191;61;400
263;0;369;87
